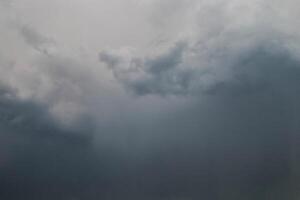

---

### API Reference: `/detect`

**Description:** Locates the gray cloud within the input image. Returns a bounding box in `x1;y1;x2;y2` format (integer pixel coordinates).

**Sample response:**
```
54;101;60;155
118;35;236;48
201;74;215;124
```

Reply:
0;84;98;200
100;41;189;95
19;25;55;55
99;37;300;200
100;0;300;97
0;83;93;140
96;1;300;199
1;0;300;199
101;38;294;97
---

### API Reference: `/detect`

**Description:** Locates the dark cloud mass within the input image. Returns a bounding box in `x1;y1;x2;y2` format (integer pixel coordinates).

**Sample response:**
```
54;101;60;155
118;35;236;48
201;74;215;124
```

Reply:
1;0;300;199
100;41;189;95
100;34;299;97
99;39;300;199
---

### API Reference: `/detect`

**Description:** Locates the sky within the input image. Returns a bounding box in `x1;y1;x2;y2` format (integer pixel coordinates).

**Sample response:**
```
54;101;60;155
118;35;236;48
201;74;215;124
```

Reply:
1;0;300;199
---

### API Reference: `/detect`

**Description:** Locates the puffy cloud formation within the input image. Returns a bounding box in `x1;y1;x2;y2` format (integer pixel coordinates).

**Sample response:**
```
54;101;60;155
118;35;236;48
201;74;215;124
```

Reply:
100;41;189;95
100;0;300;97
1;0;300;199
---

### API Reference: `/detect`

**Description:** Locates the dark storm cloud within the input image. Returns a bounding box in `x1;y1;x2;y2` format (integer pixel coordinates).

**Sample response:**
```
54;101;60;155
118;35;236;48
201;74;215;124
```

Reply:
100;41;190;95
2;0;300;199
98;22;300;200
0;81;96;146
0;84;97;199
100;33;300;98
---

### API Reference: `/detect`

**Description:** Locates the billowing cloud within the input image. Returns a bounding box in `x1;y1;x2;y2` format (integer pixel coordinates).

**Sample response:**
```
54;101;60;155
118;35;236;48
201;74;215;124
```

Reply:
100;0;300;97
100;41;189;95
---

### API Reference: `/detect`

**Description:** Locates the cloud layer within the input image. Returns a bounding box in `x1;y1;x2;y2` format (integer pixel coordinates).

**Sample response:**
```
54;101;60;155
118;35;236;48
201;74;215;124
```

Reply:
1;0;300;199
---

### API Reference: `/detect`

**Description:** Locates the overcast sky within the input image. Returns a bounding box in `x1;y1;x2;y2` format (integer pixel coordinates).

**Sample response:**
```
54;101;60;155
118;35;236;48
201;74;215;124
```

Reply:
1;0;300;199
